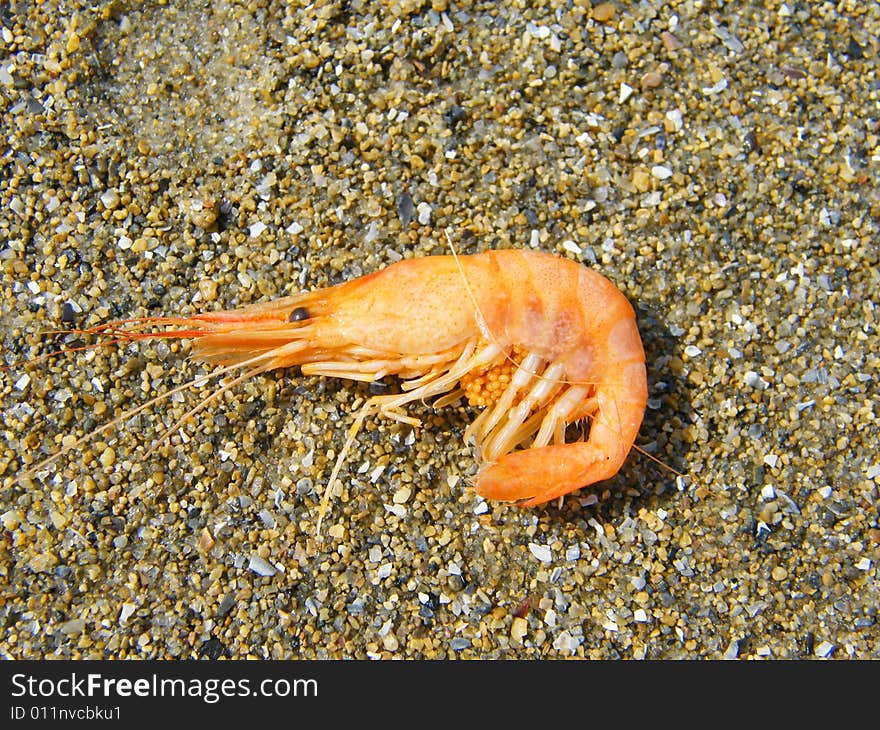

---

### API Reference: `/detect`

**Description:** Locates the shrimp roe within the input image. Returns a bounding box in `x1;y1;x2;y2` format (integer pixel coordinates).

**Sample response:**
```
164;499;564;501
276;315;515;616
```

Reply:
460;346;526;407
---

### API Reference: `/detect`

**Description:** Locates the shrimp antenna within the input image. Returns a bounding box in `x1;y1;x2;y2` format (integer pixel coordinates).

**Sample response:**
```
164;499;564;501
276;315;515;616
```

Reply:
631;443;685;478
15;350;274;484
445;228;495;345
141;363;273;461
0;337;134;372
1;317;221;374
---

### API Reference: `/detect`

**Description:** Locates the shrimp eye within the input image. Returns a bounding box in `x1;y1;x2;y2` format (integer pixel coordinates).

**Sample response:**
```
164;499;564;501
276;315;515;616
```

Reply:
288;306;310;322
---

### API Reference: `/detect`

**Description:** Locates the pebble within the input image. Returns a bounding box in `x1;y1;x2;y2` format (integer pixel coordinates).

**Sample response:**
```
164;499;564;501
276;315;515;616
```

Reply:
632;169;651;192
665;108;684;131
592;3;616;23
661;31;682;52
100;190;120;209
60;619;85;635
99;447;116;468
611;51;628;69
397;192;415;225
183;199;219;230
1;510;22;531
641;70;664;89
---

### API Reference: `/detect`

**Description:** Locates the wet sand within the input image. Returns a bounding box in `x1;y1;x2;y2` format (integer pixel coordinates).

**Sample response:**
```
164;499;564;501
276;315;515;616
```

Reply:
1;1;877;658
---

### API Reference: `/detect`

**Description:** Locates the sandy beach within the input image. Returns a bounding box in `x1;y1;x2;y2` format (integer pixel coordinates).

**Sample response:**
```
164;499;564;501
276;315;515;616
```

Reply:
1;0;877;659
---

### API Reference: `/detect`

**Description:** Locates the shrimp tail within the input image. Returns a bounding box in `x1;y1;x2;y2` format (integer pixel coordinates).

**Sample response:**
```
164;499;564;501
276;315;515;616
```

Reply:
475;442;616;506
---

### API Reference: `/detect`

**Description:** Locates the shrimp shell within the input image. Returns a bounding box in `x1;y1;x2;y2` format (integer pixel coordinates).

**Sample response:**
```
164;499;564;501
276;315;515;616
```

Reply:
24;249;648;520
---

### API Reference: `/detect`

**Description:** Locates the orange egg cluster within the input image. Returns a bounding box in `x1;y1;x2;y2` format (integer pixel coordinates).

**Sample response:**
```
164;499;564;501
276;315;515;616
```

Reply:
460;346;525;407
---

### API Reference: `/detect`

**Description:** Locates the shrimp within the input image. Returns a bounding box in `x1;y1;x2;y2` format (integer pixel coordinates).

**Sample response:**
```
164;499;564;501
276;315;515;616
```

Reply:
19;248;647;525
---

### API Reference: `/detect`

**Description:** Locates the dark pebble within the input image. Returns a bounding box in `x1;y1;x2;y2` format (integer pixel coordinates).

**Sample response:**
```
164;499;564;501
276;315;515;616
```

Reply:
241;399;262;418
443;104;467;130
846;37;864;59
447;574;465;592
369;380;389;394
198;637;226;659
397;191;415;226
60;302;77;323
743;129;759;153
217;594;236;618
801;632;815;655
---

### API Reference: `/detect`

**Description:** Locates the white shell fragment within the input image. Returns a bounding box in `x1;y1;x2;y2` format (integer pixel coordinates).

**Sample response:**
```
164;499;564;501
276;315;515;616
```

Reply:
528;542;552;563
118;603;136;625
416;201;431;225
248;554;277;577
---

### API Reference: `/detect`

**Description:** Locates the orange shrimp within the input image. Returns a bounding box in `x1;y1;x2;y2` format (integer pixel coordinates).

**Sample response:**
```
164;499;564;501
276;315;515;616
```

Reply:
20;248;647;527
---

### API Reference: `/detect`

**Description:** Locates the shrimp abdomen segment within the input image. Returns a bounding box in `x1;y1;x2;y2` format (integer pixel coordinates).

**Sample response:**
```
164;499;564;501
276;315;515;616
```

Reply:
475;441;619;506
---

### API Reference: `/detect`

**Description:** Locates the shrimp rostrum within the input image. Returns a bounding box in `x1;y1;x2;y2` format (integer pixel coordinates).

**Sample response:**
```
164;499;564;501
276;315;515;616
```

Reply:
29;249;648;515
